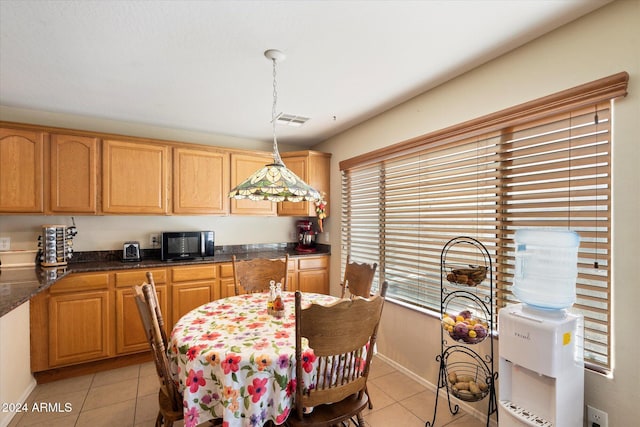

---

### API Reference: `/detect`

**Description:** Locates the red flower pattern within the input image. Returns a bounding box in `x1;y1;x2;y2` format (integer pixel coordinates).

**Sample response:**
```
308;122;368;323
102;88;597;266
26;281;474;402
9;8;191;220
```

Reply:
276;407;290;424
186;369;206;393
201;331;221;341
301;350;316;373
221;353;241;374
247;377;268;403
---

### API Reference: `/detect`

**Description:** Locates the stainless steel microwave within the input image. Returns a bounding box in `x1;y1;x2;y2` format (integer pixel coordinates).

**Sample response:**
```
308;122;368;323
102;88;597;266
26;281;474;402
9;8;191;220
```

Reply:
161;231;215;261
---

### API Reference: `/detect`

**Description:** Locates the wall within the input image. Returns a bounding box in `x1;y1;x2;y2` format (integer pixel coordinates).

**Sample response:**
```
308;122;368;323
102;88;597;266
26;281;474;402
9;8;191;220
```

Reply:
0;302;36;427
315;0;639;425
0;106;310;251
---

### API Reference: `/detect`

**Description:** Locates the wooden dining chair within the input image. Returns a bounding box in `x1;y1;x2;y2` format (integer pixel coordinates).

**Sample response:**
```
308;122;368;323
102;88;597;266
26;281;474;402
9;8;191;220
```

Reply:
340;255;378;299
134;274;183;427
288;281;388;426
232;254;289;295
134;273;223;427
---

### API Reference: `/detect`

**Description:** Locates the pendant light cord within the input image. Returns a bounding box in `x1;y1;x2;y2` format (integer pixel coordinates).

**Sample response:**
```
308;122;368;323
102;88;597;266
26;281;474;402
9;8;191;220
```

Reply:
271;57;283;165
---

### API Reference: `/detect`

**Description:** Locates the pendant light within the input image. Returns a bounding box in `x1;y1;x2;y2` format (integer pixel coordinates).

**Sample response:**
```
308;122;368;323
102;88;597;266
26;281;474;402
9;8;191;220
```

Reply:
228;49;321;203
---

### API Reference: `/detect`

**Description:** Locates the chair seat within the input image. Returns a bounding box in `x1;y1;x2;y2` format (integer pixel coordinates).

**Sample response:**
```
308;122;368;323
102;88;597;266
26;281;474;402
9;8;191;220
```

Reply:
286;393;369;426
157;389;183;427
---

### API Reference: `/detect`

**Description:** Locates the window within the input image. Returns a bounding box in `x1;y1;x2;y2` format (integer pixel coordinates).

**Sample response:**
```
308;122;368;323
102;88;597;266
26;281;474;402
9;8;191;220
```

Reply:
340;72;628;373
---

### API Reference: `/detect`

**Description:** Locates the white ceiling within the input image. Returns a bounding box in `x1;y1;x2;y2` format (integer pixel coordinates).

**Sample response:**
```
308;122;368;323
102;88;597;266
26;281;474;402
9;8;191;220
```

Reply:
0;0;611;148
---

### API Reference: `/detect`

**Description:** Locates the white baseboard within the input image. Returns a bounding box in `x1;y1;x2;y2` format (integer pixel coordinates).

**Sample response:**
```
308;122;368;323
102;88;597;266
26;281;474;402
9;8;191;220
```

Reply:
0;377;37;427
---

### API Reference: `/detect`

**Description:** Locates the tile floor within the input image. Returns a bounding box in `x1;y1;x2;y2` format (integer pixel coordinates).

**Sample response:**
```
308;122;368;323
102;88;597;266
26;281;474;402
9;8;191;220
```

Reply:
8;357;489;427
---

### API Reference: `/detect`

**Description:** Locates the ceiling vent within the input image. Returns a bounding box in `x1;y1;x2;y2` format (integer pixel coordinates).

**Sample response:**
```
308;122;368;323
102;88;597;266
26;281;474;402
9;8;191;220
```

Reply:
275;113;309;127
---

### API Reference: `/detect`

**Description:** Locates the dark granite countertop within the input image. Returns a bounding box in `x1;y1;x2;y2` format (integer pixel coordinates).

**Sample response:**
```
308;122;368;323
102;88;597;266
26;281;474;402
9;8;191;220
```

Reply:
0;265;70;317
0;243;330;317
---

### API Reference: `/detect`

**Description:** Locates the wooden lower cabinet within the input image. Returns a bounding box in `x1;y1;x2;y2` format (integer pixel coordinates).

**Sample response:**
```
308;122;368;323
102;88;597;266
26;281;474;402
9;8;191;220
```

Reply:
29;255;329;376
218;262;235;299
48;290;111;367
297;256;329;294
113;268;168;355
115;286;167;354
30;271;112;371
171;264;217;325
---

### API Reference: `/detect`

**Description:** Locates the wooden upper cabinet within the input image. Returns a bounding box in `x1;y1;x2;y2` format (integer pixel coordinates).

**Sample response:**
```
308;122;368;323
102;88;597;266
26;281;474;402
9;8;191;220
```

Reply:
49;134;99;214
230;152;277;215
102;139;169;214
0;127;44;213
173;147;229;214
278;151;331;217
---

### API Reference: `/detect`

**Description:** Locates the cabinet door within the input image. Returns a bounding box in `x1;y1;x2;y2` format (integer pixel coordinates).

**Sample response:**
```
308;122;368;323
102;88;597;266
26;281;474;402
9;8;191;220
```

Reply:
218;262;235;298
102;139;169;214
297;256;329;294
298;269;329;295
172;282;215;325
0;127;44;212
278;151;331;217
230;152;276;215
48;290;111;367
115;285;167;355
286;259;297;292
49;133;98;213
277;156;310;216
171;265;217;325
173;147;229;214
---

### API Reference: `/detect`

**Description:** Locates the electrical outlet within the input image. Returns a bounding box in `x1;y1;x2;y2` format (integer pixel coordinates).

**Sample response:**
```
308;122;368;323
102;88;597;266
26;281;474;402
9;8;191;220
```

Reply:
0;237;10;251
149;233;160;248
587;405;608;427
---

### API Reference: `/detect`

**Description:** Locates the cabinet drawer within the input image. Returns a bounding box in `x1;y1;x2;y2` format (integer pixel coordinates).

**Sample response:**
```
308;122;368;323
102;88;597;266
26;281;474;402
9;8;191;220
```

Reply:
114;268;167;288
172;265;217;282
219;263;234;278
50;272;109;293
298;256;328;270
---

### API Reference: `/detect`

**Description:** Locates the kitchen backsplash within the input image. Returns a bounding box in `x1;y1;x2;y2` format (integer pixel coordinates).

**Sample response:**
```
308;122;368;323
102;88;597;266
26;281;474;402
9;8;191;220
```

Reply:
0;215;324;251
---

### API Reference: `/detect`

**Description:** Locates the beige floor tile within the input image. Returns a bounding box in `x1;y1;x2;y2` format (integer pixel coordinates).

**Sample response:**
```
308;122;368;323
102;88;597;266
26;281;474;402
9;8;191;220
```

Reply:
16;390;85;426
369;370;427;401
138;361;157;378
75;399;136;427
442;413;488;426
137;373;159;397
134;392;159;424
362;381;396;415
6;410;24;427
14;358;486;427
15;414;79;427
364;401;425;427
29;374;94;400
401;389;463;426
92;364;140;387
83;378;138;411
368;357;396;380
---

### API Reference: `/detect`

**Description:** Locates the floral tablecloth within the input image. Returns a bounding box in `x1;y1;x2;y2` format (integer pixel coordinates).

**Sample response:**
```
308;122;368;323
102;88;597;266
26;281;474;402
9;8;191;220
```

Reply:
168;291;337;427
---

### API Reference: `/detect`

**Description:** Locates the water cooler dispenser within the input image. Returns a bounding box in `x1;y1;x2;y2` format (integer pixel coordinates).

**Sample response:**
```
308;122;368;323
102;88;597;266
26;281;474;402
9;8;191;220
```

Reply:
499;229;584;427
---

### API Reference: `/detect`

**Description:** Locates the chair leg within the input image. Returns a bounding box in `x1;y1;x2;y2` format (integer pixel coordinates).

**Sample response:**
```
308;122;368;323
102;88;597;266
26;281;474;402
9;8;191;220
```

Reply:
155;412;177;427
365;385;373;410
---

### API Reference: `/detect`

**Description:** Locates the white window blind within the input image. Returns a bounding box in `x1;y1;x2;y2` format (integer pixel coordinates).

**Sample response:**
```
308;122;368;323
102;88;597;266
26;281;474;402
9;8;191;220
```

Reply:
340;72;628;373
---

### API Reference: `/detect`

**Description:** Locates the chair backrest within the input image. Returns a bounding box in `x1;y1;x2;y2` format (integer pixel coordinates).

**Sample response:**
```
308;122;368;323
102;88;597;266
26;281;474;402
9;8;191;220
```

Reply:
133;274;181;412
294;281;388;419
341;255;378;299
232;254;289;295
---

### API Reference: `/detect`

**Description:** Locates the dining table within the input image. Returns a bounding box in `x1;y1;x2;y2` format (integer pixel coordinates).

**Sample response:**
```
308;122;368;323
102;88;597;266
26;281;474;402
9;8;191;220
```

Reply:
168;291;339;427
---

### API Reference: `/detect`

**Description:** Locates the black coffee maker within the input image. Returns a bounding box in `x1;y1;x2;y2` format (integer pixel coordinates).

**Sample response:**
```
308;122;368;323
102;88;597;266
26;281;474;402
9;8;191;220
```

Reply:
295;220;317;252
